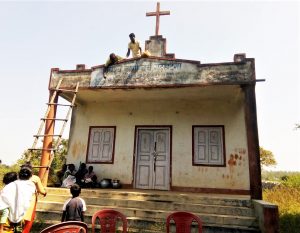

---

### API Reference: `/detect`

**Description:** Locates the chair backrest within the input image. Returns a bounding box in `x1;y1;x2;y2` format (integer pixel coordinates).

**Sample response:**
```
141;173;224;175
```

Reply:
92;209;128;233
166;211;203;233
40;221;88;233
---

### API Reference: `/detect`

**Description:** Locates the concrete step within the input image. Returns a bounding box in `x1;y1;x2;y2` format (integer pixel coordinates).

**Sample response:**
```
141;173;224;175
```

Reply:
46;187;253;207
37;201;258;228
43;194;255;217
35;187;259;232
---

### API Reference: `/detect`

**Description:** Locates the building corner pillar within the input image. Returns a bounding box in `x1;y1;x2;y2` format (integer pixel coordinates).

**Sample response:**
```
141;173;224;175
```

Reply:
243;84;262;200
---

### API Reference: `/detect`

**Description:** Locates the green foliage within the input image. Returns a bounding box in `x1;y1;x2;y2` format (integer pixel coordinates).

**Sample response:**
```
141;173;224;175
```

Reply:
264;186;300;233
1;139;68;186
260;147;277;168
263;172;300;232
280;213;300;233
0;164;20;188
17;139;67;170
282;174;300;188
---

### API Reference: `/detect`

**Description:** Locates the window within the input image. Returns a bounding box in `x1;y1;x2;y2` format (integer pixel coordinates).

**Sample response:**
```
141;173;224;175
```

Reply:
192;126;225;166
86;126;116;163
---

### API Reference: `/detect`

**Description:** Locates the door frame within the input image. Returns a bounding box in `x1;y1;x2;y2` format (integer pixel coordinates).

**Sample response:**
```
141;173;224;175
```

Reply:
133;125;172;190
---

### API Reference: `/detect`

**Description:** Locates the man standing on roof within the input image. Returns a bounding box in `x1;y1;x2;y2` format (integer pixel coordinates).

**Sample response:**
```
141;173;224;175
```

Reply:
126;33;142;58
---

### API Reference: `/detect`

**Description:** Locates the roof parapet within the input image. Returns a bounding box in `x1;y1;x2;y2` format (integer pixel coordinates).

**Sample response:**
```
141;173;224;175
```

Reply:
76;64;86;70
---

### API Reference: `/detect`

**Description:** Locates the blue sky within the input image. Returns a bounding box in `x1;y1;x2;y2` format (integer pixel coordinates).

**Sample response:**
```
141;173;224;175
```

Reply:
0;1;299;171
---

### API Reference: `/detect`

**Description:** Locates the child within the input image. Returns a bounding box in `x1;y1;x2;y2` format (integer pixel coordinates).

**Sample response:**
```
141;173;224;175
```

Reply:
75;163;88;186
56;164;67;185
83;166;97;188
61;184;86;222
22;163;47;233
61;164;77;188
0;172;18;233
1;167;36;232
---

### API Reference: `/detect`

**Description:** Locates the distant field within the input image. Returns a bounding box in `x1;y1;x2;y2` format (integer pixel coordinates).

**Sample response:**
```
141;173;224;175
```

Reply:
262;170;300;181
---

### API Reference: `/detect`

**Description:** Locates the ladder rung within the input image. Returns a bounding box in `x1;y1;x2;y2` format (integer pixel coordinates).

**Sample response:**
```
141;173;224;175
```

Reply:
47;103;75;107
32;166;50;169
28;148;56;151
53;88;78;93
33;134;61;137
41;118;68;121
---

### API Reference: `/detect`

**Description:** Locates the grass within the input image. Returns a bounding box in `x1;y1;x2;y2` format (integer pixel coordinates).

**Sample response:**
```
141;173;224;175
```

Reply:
263;186;300;233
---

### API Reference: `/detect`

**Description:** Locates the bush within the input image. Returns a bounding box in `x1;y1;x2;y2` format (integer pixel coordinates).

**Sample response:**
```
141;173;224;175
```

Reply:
263;186;300;233
280;213;300;233
282;174;300;188
0;164;20;188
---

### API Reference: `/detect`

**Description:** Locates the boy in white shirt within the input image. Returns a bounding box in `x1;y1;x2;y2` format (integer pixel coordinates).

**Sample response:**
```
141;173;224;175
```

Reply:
0;167;36;232
0;172;18;233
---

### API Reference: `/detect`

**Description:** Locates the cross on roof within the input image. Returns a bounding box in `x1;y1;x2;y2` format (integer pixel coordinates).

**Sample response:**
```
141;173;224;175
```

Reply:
146;2;170;36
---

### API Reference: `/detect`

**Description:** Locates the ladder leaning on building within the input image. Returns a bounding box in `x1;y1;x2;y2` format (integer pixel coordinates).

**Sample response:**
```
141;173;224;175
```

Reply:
27;79;79;185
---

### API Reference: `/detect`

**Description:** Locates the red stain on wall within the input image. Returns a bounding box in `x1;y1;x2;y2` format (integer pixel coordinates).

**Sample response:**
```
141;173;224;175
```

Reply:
228;154;237;166
222;148;247;187
228;148;247;167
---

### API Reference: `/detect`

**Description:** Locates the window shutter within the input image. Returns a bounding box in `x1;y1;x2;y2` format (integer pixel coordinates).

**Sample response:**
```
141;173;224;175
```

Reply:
208;128;223;165
100;128;114;162
88;127;114;163
194;128;209;164
193;126;224;166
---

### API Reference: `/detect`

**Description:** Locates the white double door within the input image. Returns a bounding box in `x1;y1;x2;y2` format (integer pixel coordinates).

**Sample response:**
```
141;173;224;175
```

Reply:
135;128;170;190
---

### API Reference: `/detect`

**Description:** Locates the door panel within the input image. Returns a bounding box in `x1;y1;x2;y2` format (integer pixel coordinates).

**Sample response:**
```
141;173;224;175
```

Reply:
135;128;170;190
154;165;167;188
136;130;153;189
153;130;169;190
137;165;151;186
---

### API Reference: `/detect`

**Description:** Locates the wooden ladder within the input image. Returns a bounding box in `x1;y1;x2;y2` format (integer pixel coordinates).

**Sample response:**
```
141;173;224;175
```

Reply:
27;79;79;179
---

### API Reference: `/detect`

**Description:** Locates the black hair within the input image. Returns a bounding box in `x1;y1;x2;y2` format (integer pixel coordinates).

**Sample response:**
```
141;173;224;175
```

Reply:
68;164;75;171
21;162;33;170
3;172;18;185
19;167;33;180
70;184;81;197
129;33;135;38
79;163;86;170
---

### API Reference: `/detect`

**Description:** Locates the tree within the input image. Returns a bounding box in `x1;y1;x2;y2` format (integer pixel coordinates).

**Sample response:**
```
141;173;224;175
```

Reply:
260;147;277;168
18;139;68;185
18;139;67;169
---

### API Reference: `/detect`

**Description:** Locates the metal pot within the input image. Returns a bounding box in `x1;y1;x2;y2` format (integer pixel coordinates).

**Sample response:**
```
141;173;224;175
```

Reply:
112;179;121;189
100;178;111;188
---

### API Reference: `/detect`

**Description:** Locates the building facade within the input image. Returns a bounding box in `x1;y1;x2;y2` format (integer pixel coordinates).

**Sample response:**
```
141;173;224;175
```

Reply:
48;35;262;199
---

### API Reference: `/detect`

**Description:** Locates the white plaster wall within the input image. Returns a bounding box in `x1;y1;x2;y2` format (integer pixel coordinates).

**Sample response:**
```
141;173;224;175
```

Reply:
67;88;250;190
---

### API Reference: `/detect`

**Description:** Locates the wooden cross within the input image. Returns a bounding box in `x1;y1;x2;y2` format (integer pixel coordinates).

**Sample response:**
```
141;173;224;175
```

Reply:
146;2;170;36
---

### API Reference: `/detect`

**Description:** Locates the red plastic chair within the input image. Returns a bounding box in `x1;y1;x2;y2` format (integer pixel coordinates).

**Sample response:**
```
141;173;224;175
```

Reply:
166;211;203;233
92;209;128;233
40;221;88;233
